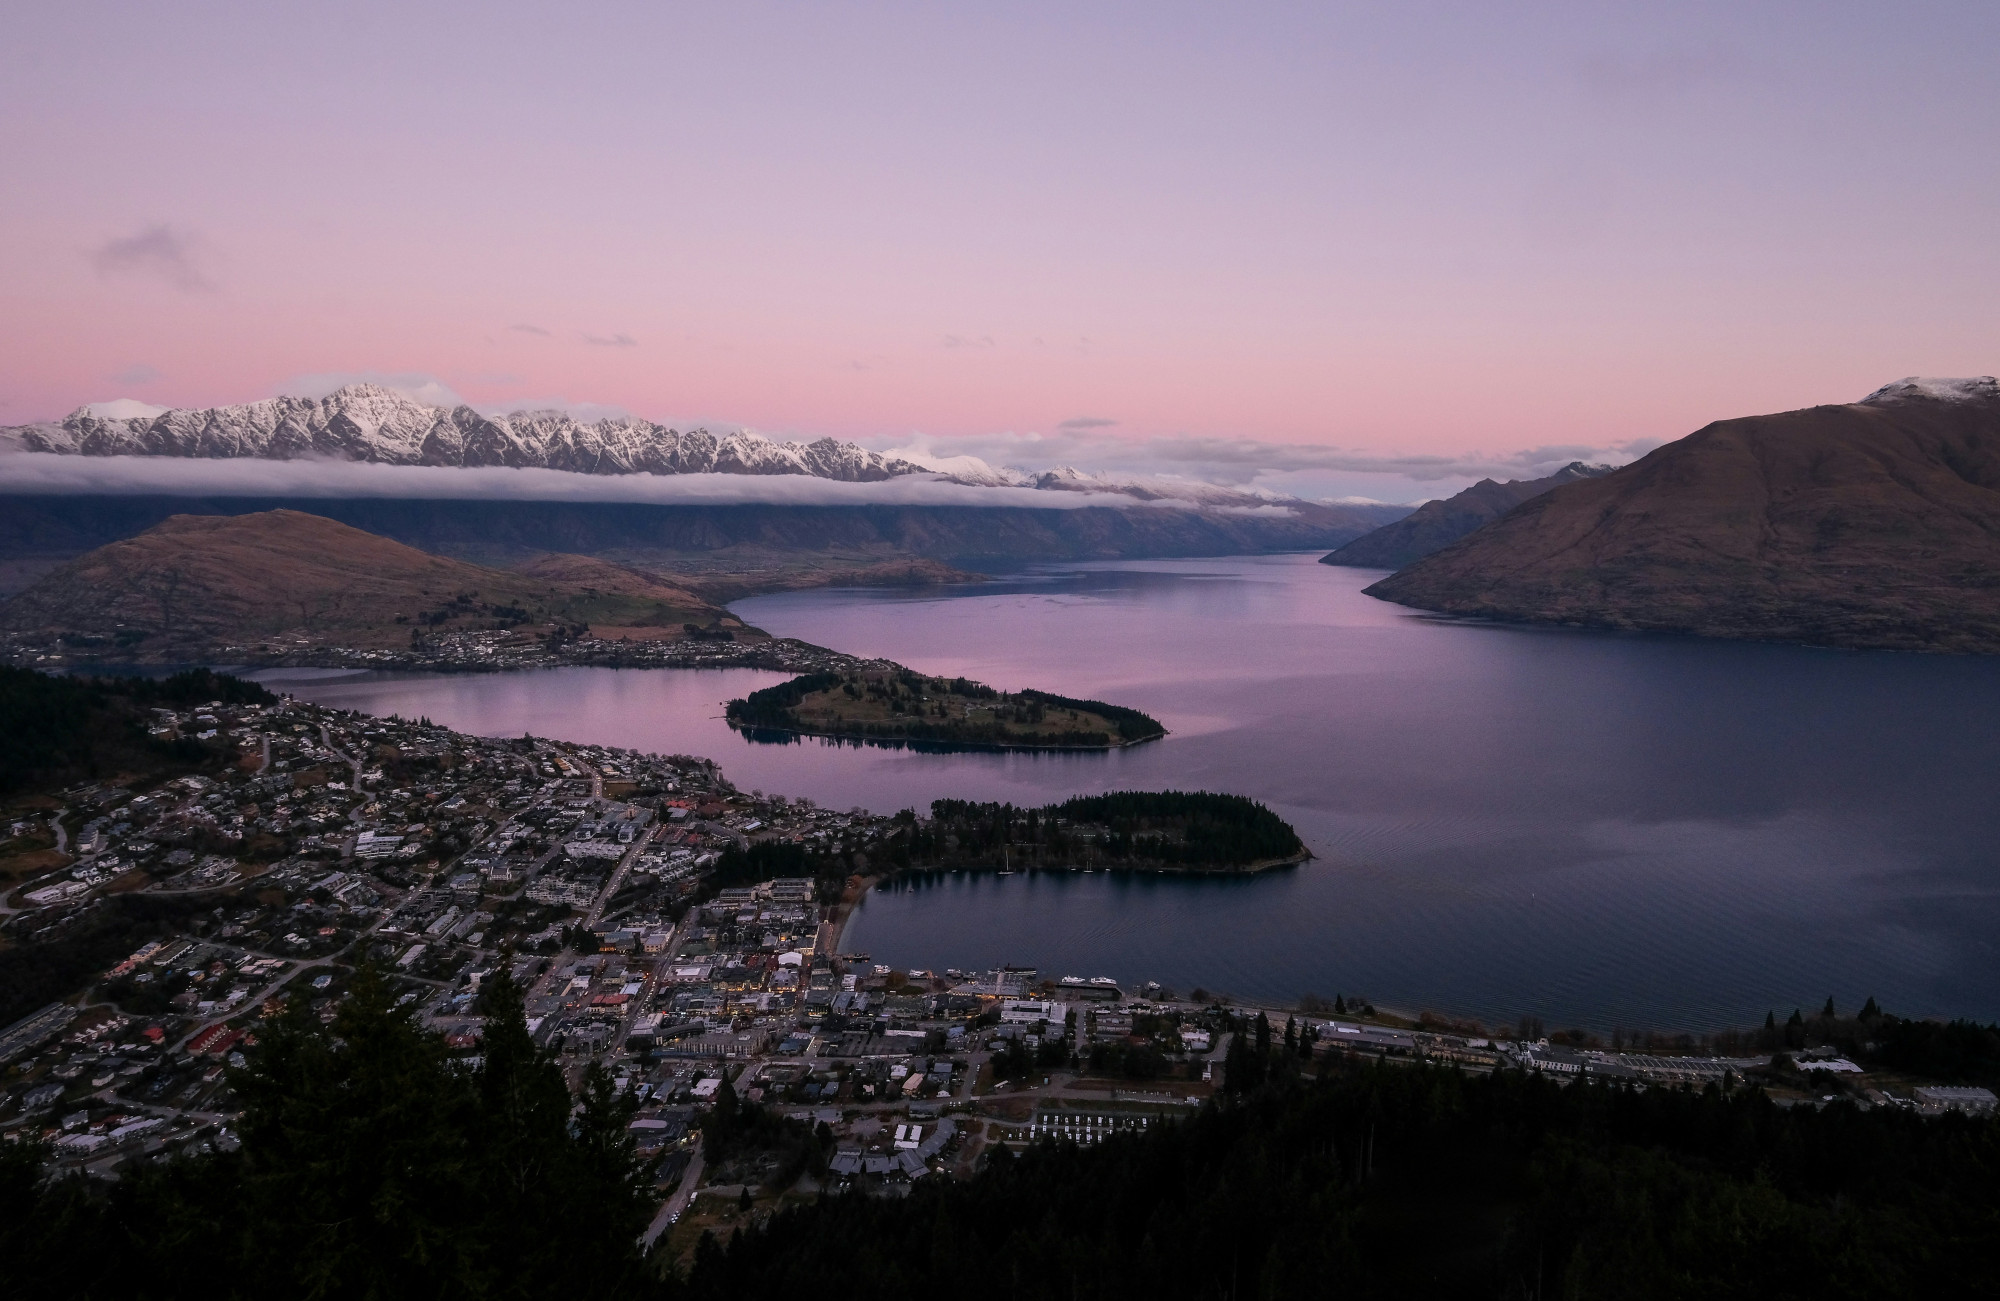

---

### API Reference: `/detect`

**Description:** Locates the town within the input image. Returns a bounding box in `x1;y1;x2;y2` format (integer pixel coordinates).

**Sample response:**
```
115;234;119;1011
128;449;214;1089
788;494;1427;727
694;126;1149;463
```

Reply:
3;693;1994;1266
3;626;888;678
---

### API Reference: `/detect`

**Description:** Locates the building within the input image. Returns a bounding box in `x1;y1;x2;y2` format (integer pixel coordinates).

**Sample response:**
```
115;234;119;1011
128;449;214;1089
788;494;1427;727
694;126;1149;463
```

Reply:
353;831;402;859
1913;1086;1998;1116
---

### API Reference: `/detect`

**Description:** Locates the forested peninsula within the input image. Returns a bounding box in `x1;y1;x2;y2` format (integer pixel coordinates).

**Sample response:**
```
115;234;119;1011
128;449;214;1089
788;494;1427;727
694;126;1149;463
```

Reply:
725;669;1165;750
904;791;1307;873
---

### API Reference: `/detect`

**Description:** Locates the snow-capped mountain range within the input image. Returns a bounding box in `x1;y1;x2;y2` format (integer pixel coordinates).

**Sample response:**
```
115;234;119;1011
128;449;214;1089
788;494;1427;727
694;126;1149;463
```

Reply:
0;384;921;481
0;383;1317;511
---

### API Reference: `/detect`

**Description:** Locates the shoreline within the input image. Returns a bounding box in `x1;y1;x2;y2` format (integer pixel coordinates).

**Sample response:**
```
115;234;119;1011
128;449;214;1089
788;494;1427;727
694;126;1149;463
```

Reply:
827;847;1311;960
1;634;877;679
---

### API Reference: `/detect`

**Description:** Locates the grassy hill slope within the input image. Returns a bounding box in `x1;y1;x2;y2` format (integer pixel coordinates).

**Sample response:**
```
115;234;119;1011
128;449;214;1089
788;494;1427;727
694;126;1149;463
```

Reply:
1367;391;2000;652
0;509;745;660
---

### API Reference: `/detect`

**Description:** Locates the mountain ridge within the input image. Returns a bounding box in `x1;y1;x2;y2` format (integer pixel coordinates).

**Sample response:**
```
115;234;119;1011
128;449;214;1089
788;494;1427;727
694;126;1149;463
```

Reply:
0;384;922;481
0;494;1410;599
1321;461;1612;570
1364;378;2000;653
0;383;1370;518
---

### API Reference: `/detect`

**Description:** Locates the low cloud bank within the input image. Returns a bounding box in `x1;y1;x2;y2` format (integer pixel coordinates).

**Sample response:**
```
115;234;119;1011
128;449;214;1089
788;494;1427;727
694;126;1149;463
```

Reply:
0;453;1215;511
875;429;1657;486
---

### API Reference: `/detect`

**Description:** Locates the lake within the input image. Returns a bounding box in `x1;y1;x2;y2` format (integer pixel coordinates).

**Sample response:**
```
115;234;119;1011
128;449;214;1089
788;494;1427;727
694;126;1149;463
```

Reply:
263;554;2000;1033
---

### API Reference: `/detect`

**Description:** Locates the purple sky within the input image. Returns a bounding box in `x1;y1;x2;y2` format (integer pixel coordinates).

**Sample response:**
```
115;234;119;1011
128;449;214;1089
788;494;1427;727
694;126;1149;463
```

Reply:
3;2;1996;499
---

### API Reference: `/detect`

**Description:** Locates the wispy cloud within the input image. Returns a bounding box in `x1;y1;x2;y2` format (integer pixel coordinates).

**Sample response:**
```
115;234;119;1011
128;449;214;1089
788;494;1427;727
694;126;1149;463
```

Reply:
508;323;552;336
941;334;996;349
581;332;638;348
1108;434;1638;483
88;225;211;292
870;428;1662;503
1058;416;1118;432
109;363;162;386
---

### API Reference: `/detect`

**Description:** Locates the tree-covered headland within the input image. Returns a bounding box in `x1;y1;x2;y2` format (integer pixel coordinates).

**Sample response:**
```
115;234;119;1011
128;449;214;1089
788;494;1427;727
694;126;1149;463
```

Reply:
903;790;1307;872
689;791;1306;908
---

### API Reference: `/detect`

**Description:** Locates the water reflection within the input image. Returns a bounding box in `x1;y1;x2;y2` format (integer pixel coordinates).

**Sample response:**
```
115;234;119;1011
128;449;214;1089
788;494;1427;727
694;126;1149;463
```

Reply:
269;555;2000;1030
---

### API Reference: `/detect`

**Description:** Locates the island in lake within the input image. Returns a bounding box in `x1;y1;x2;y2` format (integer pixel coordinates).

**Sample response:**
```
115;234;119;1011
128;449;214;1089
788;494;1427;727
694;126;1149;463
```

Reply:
725;668;1167;750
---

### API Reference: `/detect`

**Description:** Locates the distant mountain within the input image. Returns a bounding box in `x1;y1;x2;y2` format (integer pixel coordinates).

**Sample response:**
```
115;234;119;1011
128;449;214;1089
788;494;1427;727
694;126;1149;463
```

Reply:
1365;377;2000;653
933;460;1344;513
1321;461;1612;570
0;509;740;661
0;495;1411;598
0;384;923;481
0;384;1379;520
0;385;1420;595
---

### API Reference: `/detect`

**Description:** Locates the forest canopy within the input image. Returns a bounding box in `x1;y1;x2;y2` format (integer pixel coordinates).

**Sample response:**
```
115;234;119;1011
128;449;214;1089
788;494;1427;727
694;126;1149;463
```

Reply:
903;790;1306;872
674;1058;2000;1299
0;666;274;795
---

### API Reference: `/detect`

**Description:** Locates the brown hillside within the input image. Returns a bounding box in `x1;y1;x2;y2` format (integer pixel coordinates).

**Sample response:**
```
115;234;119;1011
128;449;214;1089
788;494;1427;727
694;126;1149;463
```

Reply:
0;509;739;659
1365;384;2000;653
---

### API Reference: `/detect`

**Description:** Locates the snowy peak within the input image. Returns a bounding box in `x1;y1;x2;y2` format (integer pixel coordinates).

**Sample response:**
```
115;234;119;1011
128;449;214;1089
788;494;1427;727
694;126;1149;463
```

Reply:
1859;376;2000;406
1020;465;1294;510
2;383;1325;511
4;384;926;482
1544;460;1615;483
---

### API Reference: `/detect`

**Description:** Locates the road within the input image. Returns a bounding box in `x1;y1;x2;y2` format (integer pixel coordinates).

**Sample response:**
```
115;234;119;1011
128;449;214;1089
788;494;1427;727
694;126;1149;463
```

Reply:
318;724;366;788
585;823;657;930
2;814;74;915
524;753;653;1041
640;1149;705;1251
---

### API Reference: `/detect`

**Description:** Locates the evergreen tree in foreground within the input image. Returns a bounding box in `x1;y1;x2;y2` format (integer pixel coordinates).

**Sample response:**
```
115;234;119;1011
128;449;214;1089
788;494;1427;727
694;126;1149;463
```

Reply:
11;963;2000;1299
674;1059;2000;1299
1;963;662;1300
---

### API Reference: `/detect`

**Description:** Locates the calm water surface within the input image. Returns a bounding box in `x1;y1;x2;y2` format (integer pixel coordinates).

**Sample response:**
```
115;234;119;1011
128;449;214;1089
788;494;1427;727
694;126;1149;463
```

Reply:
264;555;2000;1032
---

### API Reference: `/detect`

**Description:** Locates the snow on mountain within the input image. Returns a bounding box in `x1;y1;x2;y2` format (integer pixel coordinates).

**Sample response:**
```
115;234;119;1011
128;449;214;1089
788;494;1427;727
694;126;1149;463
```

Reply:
1859;376;2000;405
82;398;171;421
884;448;1034;487
0;383;1323;512
1025;465;1299;511
1;384;925;482
886;458;1301;510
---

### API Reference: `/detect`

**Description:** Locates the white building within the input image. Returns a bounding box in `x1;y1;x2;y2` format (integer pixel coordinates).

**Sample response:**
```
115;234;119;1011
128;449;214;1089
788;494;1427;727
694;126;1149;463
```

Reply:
1000;999;1061;1025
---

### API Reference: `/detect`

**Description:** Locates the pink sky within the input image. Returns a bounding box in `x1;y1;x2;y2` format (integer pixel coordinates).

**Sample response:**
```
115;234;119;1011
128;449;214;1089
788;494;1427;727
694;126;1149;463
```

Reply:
3;2;1996;497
